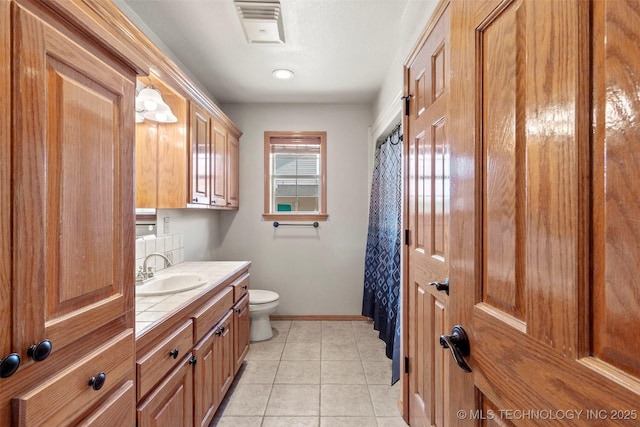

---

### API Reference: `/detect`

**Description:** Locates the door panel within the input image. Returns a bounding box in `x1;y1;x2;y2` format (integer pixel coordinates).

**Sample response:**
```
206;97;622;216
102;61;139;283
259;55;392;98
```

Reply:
13;6;134;359
448;0;640;425
406;4;450;426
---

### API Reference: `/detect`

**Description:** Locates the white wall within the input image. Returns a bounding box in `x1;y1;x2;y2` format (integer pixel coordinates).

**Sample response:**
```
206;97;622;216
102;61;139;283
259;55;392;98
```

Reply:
217;103;372;315
156;208;221;261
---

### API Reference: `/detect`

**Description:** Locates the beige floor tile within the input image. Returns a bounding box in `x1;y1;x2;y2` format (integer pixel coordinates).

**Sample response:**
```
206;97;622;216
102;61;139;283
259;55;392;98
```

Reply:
210;416;263;426
321;342;361;361
266;384;320;416
245;341;285;360
271;320;292;331
321;360;366;384
320;384;374;417
275;360;321;384
320;416;377;427
236;360;279;384
357;342;389;361
322;329;356;345
262;416;320;427
282;342;321;360
217;384;272;416
268;326;289;342
368;385;402;417
362;360;393;384
287;327;322;343
321;321;354;330
376;416;410;427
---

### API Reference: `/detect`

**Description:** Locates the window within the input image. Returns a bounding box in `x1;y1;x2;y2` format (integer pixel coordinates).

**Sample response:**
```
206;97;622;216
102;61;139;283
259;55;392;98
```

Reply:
264;131;328;220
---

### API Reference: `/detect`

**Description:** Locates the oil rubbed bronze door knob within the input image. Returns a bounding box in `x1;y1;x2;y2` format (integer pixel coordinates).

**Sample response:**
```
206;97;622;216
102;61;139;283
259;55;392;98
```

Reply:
28;339;52;362
440;325;472;373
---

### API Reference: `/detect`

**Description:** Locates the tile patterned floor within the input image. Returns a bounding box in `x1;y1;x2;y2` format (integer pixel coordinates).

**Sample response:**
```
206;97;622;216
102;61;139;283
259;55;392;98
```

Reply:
212;320;408;427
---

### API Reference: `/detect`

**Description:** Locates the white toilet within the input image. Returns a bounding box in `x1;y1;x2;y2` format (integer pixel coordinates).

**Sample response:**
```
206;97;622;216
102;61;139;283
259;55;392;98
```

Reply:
249;289;280;342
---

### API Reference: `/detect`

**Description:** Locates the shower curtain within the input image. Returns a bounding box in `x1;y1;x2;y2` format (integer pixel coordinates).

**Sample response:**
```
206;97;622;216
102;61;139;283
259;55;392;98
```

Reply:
362;124;402;384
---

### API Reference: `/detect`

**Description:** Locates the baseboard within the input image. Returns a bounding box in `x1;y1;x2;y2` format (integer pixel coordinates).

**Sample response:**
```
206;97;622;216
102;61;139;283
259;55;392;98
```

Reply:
270;314;371;321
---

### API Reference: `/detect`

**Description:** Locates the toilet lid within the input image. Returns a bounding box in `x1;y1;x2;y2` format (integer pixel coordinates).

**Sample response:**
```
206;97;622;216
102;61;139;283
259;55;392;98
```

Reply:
249;289;279;304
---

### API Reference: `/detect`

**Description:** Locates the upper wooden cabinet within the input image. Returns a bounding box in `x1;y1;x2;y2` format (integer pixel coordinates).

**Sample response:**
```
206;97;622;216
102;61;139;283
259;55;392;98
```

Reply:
190;101;212;206
135;76;188;209
211;119;228;207
226;131;240;209
188;103;241;210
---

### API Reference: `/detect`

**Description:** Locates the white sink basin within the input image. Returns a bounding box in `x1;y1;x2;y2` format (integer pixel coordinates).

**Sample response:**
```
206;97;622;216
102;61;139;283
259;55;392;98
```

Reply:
136;273;208;296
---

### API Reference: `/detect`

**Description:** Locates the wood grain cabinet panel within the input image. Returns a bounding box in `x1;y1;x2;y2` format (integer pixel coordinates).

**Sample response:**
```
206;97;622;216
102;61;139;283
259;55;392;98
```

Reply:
231;273;250;303
189;102;211;206
233;294;250;374
192;287;233;344
76;380;135;427
137;356;193;427
226;131;240;209
12;4;135;361
211;119;228;207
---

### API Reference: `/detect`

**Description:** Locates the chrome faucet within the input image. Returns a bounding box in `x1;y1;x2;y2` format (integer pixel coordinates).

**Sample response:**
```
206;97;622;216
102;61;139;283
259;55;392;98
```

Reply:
137;252;173;282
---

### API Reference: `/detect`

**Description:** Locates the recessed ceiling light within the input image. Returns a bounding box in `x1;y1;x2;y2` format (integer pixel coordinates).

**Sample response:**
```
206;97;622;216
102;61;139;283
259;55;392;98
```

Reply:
272;69;294;80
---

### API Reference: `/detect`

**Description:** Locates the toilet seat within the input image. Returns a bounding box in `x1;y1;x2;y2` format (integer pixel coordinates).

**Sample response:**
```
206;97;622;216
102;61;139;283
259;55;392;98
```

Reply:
249;289;279;304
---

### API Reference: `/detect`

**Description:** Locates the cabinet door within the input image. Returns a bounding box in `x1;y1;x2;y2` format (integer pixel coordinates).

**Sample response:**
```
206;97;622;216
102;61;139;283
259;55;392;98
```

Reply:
226;132;240;209
233;295;250;374
76;380;135;427
192;328;216;427
189;102;211;205
211;120;227;207
137;356;193;427
213;311;234;404
12;4;134;363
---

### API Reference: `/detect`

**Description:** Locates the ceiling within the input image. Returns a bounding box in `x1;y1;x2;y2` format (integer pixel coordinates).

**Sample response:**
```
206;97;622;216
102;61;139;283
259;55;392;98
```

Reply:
120;0;419;105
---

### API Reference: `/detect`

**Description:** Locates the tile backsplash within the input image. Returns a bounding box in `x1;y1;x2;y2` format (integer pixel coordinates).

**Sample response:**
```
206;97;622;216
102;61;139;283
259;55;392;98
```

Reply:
135;234;185;275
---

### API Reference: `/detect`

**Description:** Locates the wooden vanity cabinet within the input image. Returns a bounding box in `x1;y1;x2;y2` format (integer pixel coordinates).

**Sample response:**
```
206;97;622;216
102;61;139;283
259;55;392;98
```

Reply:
211;119;228;207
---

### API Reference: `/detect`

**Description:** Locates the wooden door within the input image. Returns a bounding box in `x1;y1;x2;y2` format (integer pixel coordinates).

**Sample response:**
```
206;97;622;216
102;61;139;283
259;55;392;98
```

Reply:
447;0;640;424
405;4;451;427
12;4;134;364
190;102;210;205
211;120;228;207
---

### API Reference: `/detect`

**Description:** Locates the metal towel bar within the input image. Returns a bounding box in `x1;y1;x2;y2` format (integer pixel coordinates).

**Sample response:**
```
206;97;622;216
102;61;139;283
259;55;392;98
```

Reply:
273;221;319;228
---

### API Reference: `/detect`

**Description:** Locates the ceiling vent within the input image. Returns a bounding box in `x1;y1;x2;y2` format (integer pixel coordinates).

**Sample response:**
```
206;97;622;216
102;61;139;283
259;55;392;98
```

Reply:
234;0;285;44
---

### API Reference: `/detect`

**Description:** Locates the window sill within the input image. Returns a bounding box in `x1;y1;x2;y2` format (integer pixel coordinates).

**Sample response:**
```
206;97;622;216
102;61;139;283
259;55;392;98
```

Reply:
262;213;329;221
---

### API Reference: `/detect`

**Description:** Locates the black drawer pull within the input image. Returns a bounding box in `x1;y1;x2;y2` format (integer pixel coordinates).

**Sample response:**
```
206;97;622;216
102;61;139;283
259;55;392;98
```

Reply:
0;353;20;378
28;339;52;362
169;348;179;359
88;372;106;391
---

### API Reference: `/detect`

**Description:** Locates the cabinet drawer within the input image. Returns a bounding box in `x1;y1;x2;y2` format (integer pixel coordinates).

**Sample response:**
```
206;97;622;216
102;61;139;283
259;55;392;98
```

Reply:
13;330;134;427
137;320;193;400
231;273;250;303
76;380;135;427
193;286;233;343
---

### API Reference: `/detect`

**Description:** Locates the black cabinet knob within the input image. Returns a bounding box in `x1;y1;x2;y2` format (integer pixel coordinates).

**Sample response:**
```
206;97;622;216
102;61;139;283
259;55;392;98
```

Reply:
235;308;241;314
242;284;248;290
27;339;52;362
189;356;197;366
0;353;20;378
169;348;179;359
88;372;106;391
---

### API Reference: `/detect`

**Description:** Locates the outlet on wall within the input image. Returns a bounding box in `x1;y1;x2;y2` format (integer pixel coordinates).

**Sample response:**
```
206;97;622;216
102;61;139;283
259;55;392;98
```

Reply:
163;217;170;234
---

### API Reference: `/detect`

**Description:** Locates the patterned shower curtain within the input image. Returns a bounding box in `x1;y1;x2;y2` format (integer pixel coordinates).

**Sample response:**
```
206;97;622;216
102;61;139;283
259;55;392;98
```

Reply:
362;124;402;384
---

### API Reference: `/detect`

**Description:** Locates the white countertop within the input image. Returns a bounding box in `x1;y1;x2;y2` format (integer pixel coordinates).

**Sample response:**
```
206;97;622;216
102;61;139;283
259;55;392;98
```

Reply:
135;261;250;336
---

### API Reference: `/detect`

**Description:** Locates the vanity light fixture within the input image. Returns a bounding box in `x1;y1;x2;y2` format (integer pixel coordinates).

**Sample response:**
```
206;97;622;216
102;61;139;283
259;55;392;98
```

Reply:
135;85;177;123
272;68;294;80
